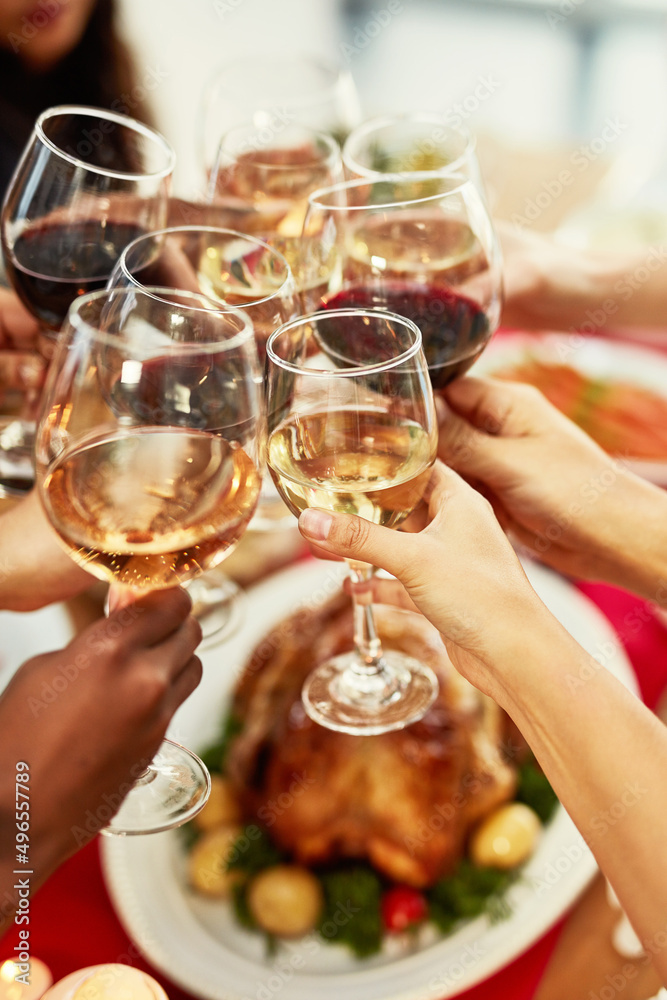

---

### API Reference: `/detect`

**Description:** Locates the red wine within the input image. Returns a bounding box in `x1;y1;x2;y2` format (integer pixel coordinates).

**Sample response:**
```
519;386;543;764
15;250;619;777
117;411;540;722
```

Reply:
323;283;491;390
4;220;147;330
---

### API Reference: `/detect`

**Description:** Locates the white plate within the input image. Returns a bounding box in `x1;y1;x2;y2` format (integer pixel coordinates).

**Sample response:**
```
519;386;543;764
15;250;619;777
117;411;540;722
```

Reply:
102;557;639;1000
473;332;667;485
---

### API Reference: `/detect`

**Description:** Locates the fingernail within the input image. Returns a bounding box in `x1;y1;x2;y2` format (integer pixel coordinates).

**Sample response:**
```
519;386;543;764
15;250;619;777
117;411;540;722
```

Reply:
299;508;333;542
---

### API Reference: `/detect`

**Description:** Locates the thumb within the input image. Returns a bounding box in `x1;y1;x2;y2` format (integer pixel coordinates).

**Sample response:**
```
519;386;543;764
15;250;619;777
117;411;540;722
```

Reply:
298;508;412;578
444;375;551;436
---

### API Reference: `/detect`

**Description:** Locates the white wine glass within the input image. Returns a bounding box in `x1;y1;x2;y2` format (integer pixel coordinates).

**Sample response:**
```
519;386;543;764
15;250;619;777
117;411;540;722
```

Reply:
35;286;264;834
106;224;299;632
207;123;343;307
301;175;503;390
342;111;486;194
265;308;439;735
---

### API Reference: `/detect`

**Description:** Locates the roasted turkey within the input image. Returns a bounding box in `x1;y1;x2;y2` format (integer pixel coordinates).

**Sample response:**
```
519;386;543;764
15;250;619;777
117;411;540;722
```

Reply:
226;590;517;888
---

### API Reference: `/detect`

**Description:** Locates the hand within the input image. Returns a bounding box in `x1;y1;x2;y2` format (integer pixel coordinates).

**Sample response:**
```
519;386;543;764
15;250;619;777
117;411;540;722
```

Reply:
0;588;202;886
0;287;40;351
0;287;45;403
499;221;667;332
438;376;667;598
0;491;95;610
297;461;550;702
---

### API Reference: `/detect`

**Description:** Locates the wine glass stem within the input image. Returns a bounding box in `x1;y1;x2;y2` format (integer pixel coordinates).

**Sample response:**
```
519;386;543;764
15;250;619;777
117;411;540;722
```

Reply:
348;562;383;674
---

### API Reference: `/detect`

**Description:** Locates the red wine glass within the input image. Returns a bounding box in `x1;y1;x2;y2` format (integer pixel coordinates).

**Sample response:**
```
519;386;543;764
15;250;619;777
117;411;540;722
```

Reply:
0;104;174;499
300;175;503;390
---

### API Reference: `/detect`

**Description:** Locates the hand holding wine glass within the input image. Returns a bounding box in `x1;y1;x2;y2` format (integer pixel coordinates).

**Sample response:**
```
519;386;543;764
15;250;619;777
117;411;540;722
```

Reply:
35;285;264;833
265;308;439;734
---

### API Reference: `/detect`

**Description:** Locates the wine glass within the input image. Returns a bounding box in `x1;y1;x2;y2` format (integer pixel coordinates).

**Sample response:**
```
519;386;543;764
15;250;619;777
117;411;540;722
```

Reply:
35;286;264;833
199;53;361;178
207;123;344;306
0;104;175;499
265;308;439;735
342;111;486;195
107;225;299;632
301;175;503;390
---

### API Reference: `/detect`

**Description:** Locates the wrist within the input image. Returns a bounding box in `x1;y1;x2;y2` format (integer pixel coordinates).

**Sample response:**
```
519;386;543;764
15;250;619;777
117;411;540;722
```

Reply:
484;601;590;722
581;470;667;600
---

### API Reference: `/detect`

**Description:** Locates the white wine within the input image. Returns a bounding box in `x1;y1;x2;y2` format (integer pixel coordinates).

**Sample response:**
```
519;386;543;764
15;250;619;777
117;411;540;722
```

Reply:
42;427;261;589
267;409;434;526
346;211;481;280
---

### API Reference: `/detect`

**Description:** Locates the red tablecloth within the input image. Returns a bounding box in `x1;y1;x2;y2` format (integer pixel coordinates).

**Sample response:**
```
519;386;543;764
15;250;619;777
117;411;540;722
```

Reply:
2;582;667;1000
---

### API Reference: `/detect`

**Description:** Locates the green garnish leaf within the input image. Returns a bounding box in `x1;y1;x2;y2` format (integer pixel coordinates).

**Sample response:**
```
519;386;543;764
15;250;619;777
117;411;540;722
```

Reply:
317;866;383;958
427;860;513;933
231;881;257;929
226;825;284;876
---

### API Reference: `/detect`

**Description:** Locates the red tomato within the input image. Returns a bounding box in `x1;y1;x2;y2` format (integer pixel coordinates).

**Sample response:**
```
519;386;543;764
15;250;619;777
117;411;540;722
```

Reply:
381;885;428;932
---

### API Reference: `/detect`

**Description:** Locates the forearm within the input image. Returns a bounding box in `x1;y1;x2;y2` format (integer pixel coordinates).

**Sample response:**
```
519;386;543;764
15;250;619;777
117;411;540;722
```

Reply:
0;490;93;610
571;468;667;602
494;612;667;976
586;249;667;331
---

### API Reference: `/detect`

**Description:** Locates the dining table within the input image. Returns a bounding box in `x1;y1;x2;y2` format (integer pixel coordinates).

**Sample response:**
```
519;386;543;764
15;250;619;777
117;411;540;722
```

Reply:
1;131;667;998
1;536;667;1000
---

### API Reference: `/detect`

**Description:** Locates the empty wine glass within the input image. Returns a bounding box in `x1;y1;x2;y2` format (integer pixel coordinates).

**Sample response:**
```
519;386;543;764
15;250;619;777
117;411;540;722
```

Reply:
199;53;361;176
107;224;299;631
265;309;439;734
35;286;264;833
0;104;174;499
301;175;503;390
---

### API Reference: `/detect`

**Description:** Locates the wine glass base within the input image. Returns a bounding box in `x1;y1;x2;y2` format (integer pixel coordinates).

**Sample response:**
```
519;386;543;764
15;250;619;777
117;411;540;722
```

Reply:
100;739;211;836
302;650;439;735
0;417;36;499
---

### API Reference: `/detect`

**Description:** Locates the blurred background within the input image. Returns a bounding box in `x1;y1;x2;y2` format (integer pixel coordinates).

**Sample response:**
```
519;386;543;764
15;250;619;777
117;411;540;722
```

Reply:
119;0;667;245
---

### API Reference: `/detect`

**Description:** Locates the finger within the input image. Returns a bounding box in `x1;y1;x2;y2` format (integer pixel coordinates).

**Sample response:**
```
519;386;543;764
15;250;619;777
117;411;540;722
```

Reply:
298;507;406;576
300;541;346;563
344;575;419;613
91;588;194;650
0;350;45;392
0;289;40;349
160;654;203;718
145;613;203;676
444;376;553;436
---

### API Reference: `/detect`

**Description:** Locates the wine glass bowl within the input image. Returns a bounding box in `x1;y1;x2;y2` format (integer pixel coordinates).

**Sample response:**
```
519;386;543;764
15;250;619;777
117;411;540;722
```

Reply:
265;308;439;735
302;175;503;390
2;105;175;334
342;111;484;191
0;104;174;500
108;225;297;364
35;286;264;833
107;224;299;603
207;124;343;304
200;53;361;174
